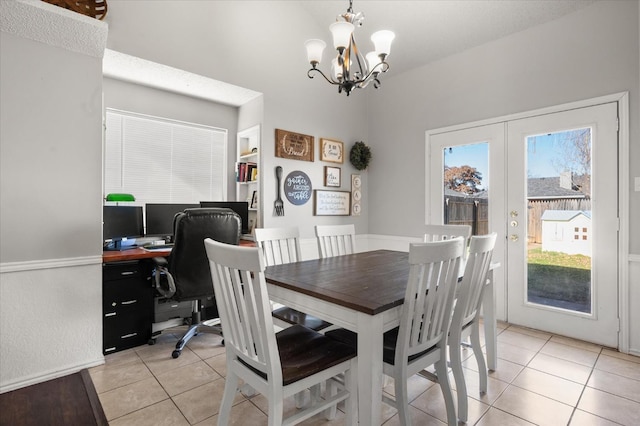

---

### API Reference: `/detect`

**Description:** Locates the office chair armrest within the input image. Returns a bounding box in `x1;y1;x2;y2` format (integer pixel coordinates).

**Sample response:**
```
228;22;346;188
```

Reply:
152;257;176;298
153;256;168;267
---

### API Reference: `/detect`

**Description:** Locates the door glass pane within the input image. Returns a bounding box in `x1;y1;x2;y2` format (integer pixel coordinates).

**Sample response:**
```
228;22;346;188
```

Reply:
526;129;592;313
443;143;489;236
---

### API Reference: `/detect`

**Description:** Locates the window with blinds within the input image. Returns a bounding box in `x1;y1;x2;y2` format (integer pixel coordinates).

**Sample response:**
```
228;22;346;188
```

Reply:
104;109;227;205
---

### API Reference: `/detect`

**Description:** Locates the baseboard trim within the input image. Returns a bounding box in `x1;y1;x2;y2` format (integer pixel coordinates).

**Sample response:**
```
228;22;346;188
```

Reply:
0;255;102;274
0;357;104;394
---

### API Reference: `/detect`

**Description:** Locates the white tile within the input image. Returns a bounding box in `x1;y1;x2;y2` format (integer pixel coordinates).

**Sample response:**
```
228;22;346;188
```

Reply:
528;352;593;384
595;354;640;381
493;385;573;426
587;368;640;403
577;386;640;425
512;367;584;406
540;341;599;367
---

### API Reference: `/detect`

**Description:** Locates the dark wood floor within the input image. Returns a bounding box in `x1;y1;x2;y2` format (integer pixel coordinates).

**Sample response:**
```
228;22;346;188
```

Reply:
0;370;107;426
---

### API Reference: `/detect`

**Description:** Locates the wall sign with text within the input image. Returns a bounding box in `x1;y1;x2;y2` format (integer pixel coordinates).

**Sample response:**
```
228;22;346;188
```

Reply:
275;129;314;162
320;138;344;163
284;170;312;205
313;190;351;216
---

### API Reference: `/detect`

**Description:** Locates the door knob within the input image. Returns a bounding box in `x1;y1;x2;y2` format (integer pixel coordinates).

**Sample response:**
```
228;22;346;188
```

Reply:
510;210;518;218
510;234;519;242
510;220;518;227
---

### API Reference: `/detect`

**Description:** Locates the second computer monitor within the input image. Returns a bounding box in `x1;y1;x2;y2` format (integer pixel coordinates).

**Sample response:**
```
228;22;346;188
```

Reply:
199;201;249;235
145;203;199;242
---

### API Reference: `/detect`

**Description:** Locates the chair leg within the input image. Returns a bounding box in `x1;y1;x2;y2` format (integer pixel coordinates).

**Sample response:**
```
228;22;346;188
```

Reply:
435;356;457;426
324;380;338;420
218;371;238;426
470;323;488;393
344;363;357;426
450;340;468;423
294;390;306;408
268;394;284;426
394;367;412;426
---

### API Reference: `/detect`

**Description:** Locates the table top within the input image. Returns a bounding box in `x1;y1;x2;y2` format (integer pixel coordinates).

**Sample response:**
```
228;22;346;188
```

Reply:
103;239;255;263
264;249;409;316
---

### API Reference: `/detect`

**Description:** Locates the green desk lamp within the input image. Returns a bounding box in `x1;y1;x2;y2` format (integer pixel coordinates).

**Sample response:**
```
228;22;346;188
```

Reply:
105;193;135;203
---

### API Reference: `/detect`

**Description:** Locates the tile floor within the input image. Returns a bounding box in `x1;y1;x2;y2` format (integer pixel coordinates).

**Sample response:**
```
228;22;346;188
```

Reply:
88;322;640;425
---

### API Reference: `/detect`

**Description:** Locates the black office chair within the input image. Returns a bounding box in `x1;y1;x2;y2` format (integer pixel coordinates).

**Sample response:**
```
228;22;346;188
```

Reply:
152;208;241;358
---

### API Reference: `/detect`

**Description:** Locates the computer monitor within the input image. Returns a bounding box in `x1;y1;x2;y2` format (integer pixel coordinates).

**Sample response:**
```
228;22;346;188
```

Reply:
145;203;199;242
103;205;144;250
199;201;249;234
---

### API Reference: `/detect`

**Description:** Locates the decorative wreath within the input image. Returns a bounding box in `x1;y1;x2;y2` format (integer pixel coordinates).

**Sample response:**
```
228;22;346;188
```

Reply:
350;141;372;170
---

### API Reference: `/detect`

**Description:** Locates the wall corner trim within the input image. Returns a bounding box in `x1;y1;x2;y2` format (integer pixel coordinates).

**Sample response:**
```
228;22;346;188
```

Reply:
0;0;108;58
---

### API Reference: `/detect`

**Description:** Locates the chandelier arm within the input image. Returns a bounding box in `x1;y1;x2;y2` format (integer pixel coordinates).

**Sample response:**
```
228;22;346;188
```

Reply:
307;68;341;86
357;61;390;87
348;33;369;79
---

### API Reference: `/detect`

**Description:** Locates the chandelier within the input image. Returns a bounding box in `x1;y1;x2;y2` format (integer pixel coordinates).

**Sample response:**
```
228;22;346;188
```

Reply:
304;0;395;96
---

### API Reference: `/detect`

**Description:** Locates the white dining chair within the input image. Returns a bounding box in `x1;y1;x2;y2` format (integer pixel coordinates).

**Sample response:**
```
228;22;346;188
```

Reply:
314;224;356;258
424;224;471;253
254;226;332;331
204;238;358;426
449;232;497;423
325;238;464;426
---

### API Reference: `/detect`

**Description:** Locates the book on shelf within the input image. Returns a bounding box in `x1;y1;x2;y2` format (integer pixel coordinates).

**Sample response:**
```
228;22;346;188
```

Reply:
236;162;257;182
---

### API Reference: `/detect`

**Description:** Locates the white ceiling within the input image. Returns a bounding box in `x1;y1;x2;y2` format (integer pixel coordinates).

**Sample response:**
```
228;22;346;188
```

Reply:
103;0;599;106
299;0;597;77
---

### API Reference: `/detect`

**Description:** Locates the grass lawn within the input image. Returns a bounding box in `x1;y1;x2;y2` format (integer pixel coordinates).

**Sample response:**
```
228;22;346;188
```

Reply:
527;247;591;311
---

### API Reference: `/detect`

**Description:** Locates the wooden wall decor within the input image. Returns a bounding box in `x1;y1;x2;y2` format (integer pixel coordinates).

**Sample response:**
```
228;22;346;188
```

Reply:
42;0;108;20
275;129;314;162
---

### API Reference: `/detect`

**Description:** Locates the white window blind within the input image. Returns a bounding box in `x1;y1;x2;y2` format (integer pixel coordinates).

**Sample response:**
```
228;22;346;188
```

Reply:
104;109;227;205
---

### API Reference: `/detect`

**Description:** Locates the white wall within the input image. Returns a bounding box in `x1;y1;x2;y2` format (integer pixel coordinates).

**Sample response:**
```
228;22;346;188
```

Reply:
104;0;370;241
366;1;639;353
0;1;107;392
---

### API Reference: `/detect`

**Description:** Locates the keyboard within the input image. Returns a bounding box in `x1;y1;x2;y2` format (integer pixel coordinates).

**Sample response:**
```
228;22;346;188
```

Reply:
143;244;174;251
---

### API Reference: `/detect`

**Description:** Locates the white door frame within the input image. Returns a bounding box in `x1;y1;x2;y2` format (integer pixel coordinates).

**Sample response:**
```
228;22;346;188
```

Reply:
425;92;630;352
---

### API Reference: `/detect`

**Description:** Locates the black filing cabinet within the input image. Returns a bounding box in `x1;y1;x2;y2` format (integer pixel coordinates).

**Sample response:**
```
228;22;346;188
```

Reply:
102;260;153;354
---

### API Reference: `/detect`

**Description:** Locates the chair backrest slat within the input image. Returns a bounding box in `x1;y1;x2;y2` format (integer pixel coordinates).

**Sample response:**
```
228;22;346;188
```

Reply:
205;239;281;382
396;238;464;363
452;233;497;330
315;224;356;258
423;224;471;261
254;227;302;266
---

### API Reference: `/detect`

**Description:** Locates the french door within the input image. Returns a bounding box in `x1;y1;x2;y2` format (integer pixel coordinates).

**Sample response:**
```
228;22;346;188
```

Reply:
507;103;619;346
429;102;620;346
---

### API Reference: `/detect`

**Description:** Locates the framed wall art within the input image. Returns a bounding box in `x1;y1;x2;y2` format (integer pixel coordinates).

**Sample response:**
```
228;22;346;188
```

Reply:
320;138;344;163
313;190;351;216
324;166;341;187
275;129;314;162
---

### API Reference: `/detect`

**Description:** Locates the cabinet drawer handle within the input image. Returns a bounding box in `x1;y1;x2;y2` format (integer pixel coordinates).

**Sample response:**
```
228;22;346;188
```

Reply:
121;299;137;305
121;333;138;339
105;312;117;317
105;347;116;353
120;271;135;276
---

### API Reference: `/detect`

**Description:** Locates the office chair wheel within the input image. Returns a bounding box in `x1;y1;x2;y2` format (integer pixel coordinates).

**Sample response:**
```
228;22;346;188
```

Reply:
172;349;181;359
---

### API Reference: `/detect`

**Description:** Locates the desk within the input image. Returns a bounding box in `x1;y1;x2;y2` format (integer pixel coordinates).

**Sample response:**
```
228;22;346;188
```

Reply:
102;239;255;263
265;249;499;426
101;240;255;354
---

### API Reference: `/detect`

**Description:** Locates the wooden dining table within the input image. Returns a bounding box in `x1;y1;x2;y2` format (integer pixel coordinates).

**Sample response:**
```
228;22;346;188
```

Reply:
264;249;499;425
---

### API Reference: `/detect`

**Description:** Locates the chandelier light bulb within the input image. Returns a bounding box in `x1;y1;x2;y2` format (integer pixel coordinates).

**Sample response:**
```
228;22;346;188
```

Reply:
305;39;327;66
371;30;395;57
366;51;381;73
330;21;355;51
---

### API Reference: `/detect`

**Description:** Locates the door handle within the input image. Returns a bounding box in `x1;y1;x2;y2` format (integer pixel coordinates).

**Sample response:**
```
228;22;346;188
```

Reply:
510;234;519;242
